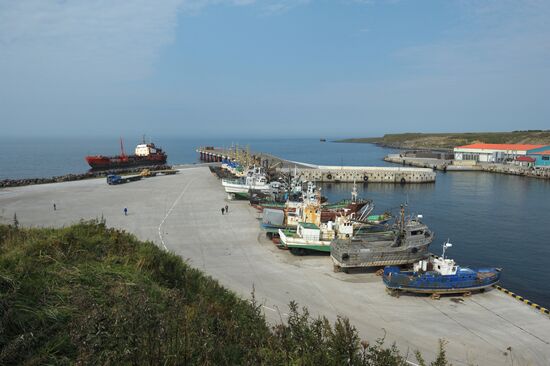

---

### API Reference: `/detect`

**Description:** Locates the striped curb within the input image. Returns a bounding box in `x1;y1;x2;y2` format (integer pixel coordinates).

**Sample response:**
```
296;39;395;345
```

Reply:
493;285;550;315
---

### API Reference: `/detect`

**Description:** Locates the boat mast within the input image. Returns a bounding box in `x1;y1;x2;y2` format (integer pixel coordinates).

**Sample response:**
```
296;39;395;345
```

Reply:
400;204;405;230
119;137;126;158
351;180;358;203
442;239;452;259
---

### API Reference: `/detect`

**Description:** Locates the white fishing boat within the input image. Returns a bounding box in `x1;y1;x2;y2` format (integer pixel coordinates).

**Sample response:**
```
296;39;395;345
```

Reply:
222;166;271;199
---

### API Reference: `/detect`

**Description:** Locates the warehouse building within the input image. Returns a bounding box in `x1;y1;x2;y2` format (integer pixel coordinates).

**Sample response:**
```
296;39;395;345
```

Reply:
527;147;550;167
453;143;548;163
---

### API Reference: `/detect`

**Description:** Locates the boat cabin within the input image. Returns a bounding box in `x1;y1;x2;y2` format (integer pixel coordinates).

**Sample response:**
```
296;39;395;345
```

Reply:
414;255;458;276
135;144;157;156
297;222;321;241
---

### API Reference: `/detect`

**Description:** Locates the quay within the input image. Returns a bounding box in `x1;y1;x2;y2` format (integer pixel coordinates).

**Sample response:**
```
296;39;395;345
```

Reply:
1;166;549;366
197;147;436;183
287;165;435;183
385;153;550;179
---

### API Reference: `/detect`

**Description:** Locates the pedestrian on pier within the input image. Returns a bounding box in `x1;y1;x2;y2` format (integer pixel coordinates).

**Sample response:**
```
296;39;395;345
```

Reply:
221;207;225;215
53;203;56;211
225;204;229;214
124;207;128;216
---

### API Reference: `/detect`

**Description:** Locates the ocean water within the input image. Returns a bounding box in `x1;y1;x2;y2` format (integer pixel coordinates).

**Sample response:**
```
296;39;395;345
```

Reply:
1;137;549;308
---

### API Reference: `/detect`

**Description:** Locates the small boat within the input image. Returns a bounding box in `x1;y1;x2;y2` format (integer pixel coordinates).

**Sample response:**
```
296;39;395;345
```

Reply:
222;166;271;199
331;206;433;272
382;240;501;296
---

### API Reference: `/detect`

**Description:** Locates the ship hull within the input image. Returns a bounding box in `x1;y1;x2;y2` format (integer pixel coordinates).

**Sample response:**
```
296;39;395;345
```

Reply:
278;229;331;254
382;267;501;294
85;155;167;170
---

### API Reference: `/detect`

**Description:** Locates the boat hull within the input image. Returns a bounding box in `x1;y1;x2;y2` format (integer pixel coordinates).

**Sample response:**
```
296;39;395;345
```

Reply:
85;154;167;170
331;237;431;268
278;229;331;253
382;267;501;294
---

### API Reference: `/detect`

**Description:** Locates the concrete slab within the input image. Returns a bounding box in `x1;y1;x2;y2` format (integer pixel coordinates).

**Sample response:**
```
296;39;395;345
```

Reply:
1;167;549;366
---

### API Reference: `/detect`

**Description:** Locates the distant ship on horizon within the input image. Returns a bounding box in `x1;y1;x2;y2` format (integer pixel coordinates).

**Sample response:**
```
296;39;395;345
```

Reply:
85;137;167;170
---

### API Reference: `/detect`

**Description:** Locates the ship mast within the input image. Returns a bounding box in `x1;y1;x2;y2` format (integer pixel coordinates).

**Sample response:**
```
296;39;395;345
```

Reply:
119;137;126;158
351;180;358;203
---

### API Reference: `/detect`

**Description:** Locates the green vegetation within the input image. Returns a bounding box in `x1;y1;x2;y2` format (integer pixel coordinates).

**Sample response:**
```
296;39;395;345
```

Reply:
336;131;550;149
0;221;450;365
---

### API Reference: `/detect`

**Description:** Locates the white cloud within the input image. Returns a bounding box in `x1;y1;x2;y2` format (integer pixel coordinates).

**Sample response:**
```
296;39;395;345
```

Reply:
0;0;189;88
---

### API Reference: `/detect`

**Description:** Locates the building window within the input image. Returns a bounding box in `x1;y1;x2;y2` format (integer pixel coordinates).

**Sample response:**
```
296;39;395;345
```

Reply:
543;156;549;161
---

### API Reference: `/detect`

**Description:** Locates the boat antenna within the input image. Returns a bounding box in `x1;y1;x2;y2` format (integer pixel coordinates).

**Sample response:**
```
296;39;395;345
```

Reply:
401;204;405;230
442;239;452;259
142;134;146;144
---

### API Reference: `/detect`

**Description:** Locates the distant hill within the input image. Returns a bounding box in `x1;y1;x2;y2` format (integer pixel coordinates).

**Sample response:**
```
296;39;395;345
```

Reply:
0;221;448;365
336;131;550;150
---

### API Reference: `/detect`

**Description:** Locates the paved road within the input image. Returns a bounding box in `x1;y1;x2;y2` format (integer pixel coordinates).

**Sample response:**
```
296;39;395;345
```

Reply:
1;167;549;365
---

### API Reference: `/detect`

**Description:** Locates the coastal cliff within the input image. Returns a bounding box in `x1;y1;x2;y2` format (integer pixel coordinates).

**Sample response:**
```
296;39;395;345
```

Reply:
336;131;550;150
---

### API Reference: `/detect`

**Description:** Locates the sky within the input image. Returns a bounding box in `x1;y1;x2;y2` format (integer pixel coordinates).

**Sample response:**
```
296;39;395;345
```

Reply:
1;0;549;139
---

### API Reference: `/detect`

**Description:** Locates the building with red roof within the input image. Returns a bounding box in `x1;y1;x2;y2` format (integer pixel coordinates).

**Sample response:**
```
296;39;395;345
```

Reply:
454;143;549;163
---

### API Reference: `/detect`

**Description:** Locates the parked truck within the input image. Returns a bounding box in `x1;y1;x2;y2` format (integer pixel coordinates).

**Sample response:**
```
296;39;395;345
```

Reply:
106;174;142;185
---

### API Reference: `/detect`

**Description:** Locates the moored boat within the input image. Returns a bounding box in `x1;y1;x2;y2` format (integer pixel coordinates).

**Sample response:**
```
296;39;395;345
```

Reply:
383;240;501;296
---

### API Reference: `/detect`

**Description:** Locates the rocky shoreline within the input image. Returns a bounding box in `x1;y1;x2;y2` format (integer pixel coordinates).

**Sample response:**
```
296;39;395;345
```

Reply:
0;165;172;188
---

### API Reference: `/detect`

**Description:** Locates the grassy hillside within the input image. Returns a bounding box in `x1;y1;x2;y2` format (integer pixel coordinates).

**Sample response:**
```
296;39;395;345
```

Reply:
0;221;449;366
336;131;550;150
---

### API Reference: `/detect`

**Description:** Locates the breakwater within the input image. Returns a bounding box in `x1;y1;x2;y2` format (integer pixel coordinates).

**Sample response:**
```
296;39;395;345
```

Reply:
0;165;172;188
290;165;435;183
197;147;436;183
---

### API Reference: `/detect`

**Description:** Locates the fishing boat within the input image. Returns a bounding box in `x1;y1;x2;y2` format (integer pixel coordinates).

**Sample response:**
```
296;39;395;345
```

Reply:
222;166;271;199
276;182;361;254
383;240;501;297
279;217;355;255
331;205;433;272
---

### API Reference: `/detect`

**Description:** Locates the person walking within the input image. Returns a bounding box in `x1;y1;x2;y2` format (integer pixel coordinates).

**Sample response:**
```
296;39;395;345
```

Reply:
124;207;128;216
221;207;225;215
225;204;229;214
53;203;56;211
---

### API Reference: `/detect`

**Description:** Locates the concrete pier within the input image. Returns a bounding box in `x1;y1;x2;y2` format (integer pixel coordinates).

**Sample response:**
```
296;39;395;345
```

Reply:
290;165;436;183
1;167;549;366
197;147;436;183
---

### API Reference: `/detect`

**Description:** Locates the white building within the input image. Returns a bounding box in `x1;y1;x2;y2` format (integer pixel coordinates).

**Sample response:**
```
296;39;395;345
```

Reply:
453;143;544;163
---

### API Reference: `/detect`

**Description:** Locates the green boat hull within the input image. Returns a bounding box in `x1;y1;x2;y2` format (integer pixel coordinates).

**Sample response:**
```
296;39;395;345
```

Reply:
285;243;331;253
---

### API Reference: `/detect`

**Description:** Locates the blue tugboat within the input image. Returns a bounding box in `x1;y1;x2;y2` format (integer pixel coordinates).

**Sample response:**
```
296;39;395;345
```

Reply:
383;240;501;297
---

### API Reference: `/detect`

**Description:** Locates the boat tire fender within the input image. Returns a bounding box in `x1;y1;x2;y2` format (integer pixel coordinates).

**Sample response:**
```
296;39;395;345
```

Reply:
363;175;369;182
326;173;333;180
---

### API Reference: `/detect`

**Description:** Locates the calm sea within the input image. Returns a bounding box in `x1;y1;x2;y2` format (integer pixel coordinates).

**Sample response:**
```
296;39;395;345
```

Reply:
1;137;549;308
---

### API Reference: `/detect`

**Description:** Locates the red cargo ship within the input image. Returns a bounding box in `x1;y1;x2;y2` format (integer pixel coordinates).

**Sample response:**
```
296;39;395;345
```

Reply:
85;138;167;170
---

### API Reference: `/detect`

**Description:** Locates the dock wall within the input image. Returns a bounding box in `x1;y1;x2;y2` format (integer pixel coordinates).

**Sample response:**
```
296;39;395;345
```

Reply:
289;166;436;183
197;148;436;183
385;154;550;179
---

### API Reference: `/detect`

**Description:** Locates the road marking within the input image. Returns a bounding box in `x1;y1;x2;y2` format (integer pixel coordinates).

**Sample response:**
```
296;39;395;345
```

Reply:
158;178;195;250
263;305;276;312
